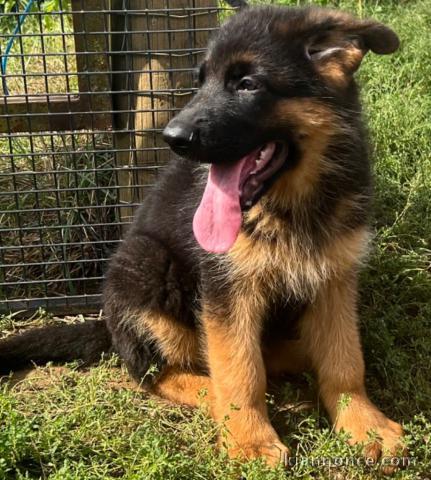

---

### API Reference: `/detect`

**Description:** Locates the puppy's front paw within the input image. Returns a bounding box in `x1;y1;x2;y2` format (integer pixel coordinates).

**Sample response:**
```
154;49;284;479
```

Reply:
228;440;291;468
335;395;405;474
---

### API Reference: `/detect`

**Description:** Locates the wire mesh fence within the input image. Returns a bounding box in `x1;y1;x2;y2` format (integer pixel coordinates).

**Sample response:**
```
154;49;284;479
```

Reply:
0;0;236;315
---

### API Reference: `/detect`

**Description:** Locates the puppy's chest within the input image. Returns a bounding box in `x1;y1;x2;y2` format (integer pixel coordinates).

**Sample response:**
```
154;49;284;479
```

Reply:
227;230;326;301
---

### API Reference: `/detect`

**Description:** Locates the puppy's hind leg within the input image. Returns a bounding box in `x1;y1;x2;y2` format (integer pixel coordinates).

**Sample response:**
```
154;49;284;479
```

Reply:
103;306;167;385
152;366;213;408
103;233;201;387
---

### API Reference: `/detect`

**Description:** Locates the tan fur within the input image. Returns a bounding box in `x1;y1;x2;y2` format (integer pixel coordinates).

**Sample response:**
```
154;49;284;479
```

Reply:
299;8;368;86
299;271;404;462
122;310;201;368
202;299;290;465
316;52;360;87
263;339;310;376
224;51;257;65
313;39;365;87
265;99;342;206
151;366;213;408
227;222;370;302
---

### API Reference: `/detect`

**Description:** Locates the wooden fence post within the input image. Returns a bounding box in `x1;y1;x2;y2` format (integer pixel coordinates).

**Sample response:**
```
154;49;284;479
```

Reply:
111;0;218;223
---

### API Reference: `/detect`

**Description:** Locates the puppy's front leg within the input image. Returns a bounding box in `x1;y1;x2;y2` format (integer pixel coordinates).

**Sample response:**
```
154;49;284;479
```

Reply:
300;271;404;471
202;292;289;467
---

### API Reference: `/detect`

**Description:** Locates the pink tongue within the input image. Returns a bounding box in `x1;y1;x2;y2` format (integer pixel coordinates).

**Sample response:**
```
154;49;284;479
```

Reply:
193;154;255;254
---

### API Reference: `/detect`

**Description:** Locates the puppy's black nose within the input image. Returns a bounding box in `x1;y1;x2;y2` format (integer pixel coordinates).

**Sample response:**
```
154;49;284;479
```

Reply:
162;122;197;156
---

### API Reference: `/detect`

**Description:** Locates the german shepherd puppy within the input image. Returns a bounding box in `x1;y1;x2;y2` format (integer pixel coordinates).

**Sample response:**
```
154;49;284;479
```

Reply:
0;5;403;469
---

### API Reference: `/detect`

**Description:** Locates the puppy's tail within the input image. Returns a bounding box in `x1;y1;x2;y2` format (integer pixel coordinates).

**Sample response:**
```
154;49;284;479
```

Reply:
0;320;112;375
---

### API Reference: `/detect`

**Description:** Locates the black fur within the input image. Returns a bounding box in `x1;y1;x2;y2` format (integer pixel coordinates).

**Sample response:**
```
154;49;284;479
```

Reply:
0;321;111;375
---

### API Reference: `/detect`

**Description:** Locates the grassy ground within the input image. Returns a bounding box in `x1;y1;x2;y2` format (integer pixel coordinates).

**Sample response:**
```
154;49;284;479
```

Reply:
1;0;430;478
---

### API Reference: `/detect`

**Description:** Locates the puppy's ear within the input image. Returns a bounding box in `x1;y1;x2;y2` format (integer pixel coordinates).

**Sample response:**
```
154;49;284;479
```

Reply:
354;22;400;55
307;15;399;85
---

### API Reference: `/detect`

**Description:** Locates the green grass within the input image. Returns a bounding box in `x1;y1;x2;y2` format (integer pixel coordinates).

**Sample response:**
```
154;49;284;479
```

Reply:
1;0;430;478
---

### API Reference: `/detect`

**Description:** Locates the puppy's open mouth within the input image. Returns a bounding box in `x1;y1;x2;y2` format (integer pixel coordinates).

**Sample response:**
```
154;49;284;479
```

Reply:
193;141;288;254
239;142;287;210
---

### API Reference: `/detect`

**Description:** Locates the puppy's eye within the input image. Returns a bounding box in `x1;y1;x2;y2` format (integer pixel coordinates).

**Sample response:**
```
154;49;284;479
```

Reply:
236;77;261;91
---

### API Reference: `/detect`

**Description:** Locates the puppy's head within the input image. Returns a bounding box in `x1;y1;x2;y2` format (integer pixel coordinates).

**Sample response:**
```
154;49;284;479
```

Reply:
163;6;399;253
